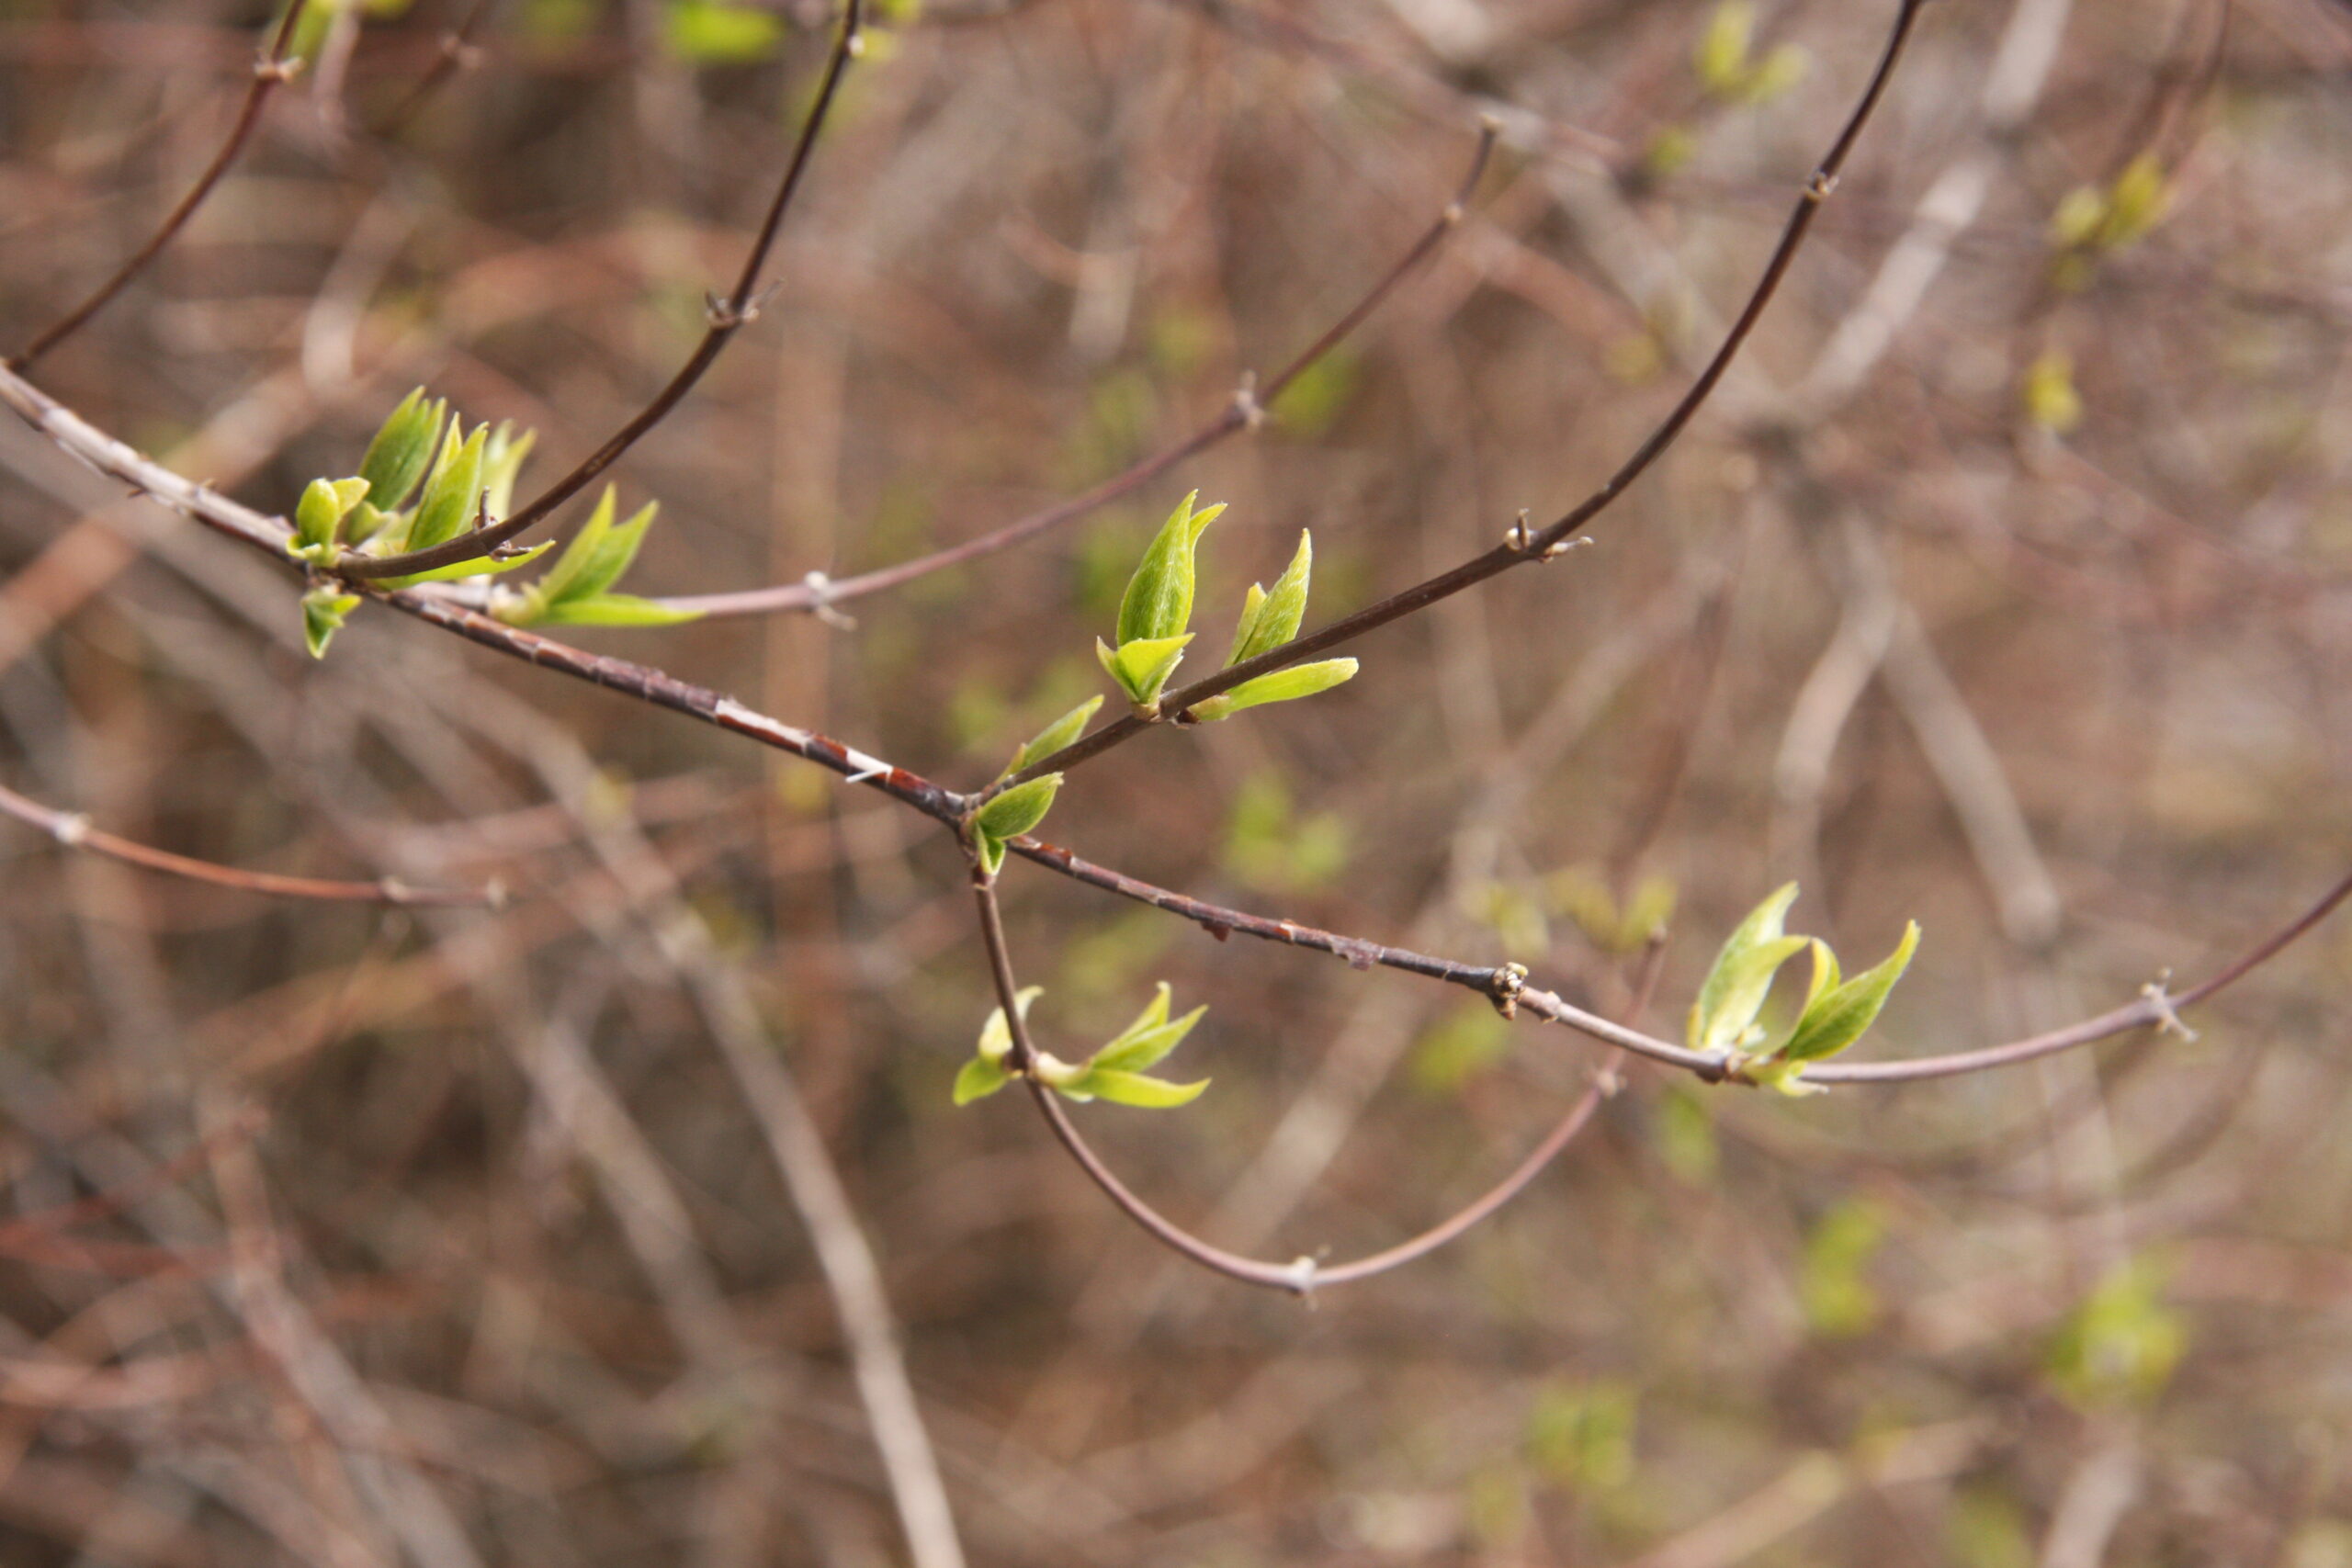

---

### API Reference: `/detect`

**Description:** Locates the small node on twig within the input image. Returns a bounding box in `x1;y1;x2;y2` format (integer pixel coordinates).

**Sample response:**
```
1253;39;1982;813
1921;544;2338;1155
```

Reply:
800;570;855;630
1283;1255;1319;1300
2141;974;2199;1042
1232;370;1266;432
846;28;869;58
1487;961;1530;1019
379;877;413;904
1806;171;1840;202
484;877;510;912
439;33;488;70
254;56;305;85
1594;1062;1625;1097
50;812;91;848
1505;513;1589;561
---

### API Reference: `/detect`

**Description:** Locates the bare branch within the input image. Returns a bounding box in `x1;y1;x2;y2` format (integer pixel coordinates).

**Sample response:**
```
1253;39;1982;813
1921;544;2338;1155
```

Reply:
998;0;1933;792
336;0;866;580
655;123;1498;620
0;780;500;907
6;1;311;371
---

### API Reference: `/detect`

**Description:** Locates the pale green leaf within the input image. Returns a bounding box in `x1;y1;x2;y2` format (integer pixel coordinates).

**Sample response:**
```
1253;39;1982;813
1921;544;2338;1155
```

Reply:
481;423;537;521
953;1055;1012;1105
975;774;1062;842
977;985;1043;1063
1777;920;1919;1065
383;540;554;588
404;422;489;554
1687;882;1803;1053
1114;490;1223;646
1097;633;1193;707
1004;694;1102;777
664;0;784;62
525;592;703;628
1227;530;1311;665
301;587;361;660
1073;1068;1209;1109
356;389;444;513
1187;657;1357;722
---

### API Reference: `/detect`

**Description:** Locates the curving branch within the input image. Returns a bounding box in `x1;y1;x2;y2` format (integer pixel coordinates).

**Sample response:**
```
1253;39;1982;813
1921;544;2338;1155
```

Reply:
6;1;311;371
972;872;1655;1294
994;0;1933;794
0;780;501;907
654;123;1499;621
336;0;866;580
5;355;2346;1104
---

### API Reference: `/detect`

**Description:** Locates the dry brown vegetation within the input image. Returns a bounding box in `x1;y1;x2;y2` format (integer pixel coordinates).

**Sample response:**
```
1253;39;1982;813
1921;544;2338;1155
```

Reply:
5;0;2352;1562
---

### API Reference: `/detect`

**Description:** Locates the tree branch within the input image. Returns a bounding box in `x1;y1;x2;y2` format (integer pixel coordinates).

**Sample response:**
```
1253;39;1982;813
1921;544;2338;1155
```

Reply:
0;780;500;907
995;0;1932;794
6;0;311;371
654;122;1498;620
334;0;865;580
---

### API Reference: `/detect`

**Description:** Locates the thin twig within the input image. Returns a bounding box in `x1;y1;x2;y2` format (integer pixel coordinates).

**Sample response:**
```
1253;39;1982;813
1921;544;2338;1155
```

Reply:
336;0;865;580
8;356;2347;1100
996;0;1931;794
6;1;311;371
975;873;1656;1292
0;780;500;907
656;124;1498;620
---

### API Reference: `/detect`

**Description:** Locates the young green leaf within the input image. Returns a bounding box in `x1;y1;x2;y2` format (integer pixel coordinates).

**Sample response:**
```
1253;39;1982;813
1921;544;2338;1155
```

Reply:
1695;0;1754;96
975;774;1062;842
1187;658;1358;722
977;985;1043;1063
1075;1067;1209;1109
953;1055;1012;1105
291;476;369;558
1227;530;1312;665
356;389;446;513
300;586;361;660
401;421;489;555
387;540;554;588
481;422;537;521
1687;882;1805;1054
1003;695;1102;778
1776;920;1919;1066
521;592;703;628
1092;1003;1206;1075
1115;490;1224;647
1096;633;1193;708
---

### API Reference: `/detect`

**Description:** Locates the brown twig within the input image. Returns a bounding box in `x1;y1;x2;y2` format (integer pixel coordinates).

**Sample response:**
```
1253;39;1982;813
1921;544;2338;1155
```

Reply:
655;123;1499;620
335;0;865;580
0;780;499;908
995;0;1931;794
6;356;2346;1104
6;1;311;370
973;872;1611;1293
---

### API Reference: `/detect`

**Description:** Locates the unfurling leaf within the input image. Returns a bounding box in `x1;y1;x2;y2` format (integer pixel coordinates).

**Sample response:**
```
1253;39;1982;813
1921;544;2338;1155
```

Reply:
1004;695;1102;778
356;389;445;513
1091;983;1207;1074
1777;920;1918;1066
300;586;361;660
973;773;1062;874
480;422;537;521
1227;530;1313;665
526;592;702;627
1077;1067;1209;1109
1115;490;1223;647
1097;633;1193;708
953;1054;1012;1105
495;487;699;627
1687;882;1804;1054
401;421;490;554
390;540;555;587
291;476;369;559
977;985;1042;1062
1187;658;1357;723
